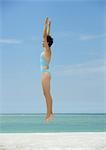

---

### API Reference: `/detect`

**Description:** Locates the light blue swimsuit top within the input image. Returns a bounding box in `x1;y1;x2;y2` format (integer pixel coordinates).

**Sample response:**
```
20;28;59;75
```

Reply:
40;52;49;71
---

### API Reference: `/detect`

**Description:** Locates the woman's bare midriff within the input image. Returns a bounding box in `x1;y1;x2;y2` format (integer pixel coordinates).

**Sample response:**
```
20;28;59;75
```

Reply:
43;66;49;69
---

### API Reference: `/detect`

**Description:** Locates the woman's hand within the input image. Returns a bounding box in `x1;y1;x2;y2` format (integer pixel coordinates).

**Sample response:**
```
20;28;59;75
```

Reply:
48;20;51;26
45;17;48;25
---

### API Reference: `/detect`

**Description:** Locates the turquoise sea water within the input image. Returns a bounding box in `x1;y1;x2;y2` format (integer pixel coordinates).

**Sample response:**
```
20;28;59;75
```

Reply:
0;113;106;133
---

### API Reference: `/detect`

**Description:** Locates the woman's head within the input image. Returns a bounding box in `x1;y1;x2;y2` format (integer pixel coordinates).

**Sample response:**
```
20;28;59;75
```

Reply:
47;35;53;47
42;35;53;48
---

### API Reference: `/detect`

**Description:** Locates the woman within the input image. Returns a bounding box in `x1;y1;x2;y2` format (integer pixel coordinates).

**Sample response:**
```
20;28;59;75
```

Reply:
40;17;54;123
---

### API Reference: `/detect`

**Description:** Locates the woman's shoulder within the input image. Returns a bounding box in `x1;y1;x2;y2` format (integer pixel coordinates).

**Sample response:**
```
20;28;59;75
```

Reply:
44;50;51;57
44;50;51;62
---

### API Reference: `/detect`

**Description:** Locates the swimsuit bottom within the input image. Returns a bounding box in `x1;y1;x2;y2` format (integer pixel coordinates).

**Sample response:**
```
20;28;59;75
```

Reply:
41;68;51;76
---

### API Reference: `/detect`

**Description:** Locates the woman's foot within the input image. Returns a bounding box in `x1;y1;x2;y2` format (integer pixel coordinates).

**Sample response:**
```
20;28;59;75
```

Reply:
45;113;54;123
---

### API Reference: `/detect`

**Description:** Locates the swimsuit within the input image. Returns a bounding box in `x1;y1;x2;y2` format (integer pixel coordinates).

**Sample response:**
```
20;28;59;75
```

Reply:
40;52;51;76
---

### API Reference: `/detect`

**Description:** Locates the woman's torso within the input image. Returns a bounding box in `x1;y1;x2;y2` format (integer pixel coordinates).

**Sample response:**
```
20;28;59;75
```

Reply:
40;50;51;70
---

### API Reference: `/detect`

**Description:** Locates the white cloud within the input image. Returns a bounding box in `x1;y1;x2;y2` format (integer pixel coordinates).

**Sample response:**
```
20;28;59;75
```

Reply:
80;34;106;41
0;38;22;44
54;30;76;39
54;31;106;42
52;58;106;77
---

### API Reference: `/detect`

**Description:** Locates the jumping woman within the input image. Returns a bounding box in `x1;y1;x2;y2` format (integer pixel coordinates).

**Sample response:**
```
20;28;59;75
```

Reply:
40;17;54;123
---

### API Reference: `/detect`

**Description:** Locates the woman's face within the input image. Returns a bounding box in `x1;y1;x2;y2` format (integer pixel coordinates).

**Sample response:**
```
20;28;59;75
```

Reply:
42;38;48;48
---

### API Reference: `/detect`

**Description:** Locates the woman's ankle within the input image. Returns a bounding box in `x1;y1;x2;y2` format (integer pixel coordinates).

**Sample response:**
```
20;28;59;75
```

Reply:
46;112;53;118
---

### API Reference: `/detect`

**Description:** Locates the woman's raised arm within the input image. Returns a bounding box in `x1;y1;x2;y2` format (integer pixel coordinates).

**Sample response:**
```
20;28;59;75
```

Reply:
43;17;48;39
47;20;51;35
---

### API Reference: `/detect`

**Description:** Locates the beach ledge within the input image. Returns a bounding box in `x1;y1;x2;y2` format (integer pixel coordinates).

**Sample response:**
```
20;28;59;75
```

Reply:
0;132;106;150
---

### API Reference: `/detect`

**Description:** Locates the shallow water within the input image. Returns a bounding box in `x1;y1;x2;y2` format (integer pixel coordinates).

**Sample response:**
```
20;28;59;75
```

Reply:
0;113;106;133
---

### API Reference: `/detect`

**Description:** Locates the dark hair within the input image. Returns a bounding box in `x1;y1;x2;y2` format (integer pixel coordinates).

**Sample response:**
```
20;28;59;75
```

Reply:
47;35;53;47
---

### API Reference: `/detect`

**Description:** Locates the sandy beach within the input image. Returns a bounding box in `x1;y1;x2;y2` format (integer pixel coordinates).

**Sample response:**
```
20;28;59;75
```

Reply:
0;132;106;150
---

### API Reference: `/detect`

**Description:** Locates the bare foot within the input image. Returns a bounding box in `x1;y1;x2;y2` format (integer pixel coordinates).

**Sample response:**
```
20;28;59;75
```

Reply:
45;113;54;123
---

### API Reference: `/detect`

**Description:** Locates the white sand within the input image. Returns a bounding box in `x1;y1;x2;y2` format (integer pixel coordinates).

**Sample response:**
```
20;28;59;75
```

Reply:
0;132;106;150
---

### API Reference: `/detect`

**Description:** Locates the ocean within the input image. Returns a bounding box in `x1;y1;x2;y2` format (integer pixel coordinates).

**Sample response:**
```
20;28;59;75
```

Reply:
0;113;105;133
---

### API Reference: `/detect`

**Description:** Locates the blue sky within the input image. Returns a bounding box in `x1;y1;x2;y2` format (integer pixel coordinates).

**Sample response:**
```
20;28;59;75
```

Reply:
0;0;106;113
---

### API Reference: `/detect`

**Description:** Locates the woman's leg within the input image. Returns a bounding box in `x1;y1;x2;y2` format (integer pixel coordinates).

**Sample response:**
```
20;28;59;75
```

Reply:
41;73;53;118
